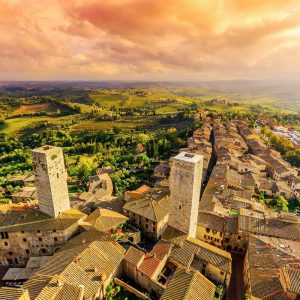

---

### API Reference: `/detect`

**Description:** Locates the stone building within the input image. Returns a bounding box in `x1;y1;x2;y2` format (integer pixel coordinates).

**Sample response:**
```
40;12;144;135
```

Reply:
123;187;170;240
168;152;203;238
0;208;86;266
11;187;37;203
160;268;216;300
244;235;300;299
23;230;125;300
0;146;86;267
32;145;70;218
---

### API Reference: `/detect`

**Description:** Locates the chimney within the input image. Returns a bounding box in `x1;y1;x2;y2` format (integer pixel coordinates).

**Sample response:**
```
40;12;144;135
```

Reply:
78;284;85;300
56;279;63;288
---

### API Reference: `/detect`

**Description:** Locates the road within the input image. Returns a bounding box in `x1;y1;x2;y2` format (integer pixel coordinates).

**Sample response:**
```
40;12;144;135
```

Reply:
226;253;245;300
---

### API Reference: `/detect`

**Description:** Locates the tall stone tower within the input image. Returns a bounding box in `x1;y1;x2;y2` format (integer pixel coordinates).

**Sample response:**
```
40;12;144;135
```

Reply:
32;145;70;218
169;152;203;238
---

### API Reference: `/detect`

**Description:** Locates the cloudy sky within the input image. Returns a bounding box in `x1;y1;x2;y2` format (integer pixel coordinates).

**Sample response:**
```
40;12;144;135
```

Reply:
1;0;300;81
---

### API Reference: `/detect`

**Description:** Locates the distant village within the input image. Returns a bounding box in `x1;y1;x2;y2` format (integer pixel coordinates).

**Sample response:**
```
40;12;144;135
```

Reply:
0;112;300;300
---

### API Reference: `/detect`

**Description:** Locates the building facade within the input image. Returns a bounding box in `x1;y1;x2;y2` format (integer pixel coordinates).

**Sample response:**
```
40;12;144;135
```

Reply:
32;145;70;218
168;152;203;238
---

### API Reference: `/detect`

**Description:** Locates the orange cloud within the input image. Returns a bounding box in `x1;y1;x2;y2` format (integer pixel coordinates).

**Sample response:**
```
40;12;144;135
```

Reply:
0;0;300;80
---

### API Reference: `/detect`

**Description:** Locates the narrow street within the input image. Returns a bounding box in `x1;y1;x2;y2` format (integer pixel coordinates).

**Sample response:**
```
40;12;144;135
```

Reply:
226;253;245;300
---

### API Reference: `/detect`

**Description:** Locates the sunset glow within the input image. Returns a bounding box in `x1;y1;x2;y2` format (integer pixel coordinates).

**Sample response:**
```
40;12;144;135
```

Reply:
1;0;300;80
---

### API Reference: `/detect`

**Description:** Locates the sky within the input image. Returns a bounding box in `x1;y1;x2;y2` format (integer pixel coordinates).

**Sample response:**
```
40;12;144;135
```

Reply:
1;0;300;81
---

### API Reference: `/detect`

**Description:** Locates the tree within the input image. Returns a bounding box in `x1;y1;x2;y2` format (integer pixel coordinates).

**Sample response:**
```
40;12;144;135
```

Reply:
259;192;265;203
275;196;289;212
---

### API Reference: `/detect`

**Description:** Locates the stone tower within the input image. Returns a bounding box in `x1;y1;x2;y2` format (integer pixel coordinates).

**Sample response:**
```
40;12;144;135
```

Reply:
168;152;203;238
32;145;70;218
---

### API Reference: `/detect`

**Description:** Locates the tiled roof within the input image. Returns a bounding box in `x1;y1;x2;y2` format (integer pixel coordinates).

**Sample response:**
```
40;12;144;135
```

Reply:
161;225;187;246
247;235;300;299
160;268;216;300
150;240;173;260
123;188;170;222
138;253;162;279
0;208;86;232
197;211;225;232
23;230;125;300
34;275;82;300
286;268;300;294
84;208;128;232
0;287;29;300
170;237;232;273
238;208;300;240
12;187;37;199
124;246;145;267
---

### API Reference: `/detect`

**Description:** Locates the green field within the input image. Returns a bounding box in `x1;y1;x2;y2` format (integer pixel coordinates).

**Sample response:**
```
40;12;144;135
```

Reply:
1;84;299;137
0;116;55;135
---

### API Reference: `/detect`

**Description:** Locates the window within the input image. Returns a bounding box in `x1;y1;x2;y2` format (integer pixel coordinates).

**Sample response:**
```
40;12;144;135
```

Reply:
39;238;42;242
220;271;224;275
238;235;241;240
8;252;13;256
57;173;59;179
25;249;30;254
1;232;9;239
204;235;207;239
41;249;47;254
37;230;40;233
21;231;25;234
179;205;182;210
23;238;27;242
54;237;58;242
53;230;56;233
206;228;210;233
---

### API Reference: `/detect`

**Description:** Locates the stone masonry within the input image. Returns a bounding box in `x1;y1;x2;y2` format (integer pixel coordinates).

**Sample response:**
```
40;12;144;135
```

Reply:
169;152;203;238
31;145;70;218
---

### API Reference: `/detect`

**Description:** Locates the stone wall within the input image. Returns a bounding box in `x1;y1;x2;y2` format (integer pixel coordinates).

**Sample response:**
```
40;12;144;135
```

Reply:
169;152;203;237
32;146;70;218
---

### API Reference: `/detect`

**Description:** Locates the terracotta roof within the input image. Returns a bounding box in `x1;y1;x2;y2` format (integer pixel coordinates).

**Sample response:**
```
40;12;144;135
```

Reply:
0;208;86;232
124;246;145;267
170;237;232;273
161;225;187;246
84;208;128;232
197;211;225;232
135;185;152;193
247;235;300;299
12;187;37;200
286;268;300;294
160;268;216;300
239;208;300;241
23;230;125;300
0;287;30;300
123;188;170;222
138;253;162;279
150;240;173;260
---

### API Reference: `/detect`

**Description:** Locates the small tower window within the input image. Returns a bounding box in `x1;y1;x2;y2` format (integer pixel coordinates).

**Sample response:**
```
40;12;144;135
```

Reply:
57;173;59;179
179;205;182;210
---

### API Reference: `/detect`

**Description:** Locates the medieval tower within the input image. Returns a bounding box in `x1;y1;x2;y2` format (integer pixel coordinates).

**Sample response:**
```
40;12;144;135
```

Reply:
32;145;70;218
169;152;203;238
